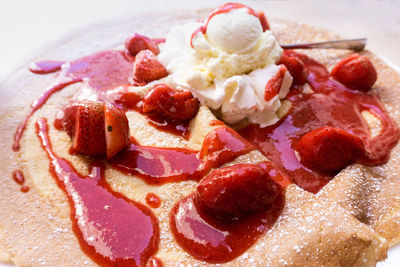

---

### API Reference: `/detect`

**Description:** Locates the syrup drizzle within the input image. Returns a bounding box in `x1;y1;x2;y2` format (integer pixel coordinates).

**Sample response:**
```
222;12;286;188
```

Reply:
12;170;30;193
109;126;253;185
13;79;81;151
239;52;399;193
29;60;65;74
35;118;159;267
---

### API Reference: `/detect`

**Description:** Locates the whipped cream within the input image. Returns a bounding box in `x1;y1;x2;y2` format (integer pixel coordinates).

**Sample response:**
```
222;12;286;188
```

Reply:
158;7;292;127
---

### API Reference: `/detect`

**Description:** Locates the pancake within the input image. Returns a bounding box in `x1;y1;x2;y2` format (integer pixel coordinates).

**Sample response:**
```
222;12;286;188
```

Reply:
0;6;399;266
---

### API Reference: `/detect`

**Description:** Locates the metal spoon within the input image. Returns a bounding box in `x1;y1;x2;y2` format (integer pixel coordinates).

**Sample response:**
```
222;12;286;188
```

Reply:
281;38;367;52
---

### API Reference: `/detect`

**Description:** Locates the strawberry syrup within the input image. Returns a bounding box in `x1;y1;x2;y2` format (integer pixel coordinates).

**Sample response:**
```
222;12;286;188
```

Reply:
109;126;253;185
35;118;159;267
239;53;399;193
29;60;64;74
12;170;30;193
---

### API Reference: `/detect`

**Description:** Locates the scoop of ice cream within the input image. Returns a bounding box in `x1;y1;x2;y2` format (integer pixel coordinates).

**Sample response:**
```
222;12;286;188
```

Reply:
158;4;292;127
206;8;263;53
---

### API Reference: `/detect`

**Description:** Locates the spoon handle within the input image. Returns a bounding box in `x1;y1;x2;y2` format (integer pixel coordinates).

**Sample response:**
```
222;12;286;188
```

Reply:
281;38;367;52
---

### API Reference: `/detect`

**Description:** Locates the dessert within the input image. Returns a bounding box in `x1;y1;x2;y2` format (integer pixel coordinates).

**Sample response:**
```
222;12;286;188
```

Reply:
1;2;400;266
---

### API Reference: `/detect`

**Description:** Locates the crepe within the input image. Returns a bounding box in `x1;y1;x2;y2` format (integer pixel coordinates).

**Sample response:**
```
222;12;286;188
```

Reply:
0;8;399;266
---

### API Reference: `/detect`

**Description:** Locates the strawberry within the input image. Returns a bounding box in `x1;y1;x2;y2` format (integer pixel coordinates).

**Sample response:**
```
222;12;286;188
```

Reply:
264;65;288;101
200;127;253;169
59;100;130;158
133;50;168;86
278;50;308;85
196;163;283;219
57;104;77;137
330;53;377;92
295;126;365;173
104;103;130;159
125;33;159;56
71;100;106;156
142;84;199;120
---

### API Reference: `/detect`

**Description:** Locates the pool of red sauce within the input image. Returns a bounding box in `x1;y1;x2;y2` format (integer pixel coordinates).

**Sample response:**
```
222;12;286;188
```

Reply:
170;161;286;263
108;126;253;185
35;118;159;267
239;52;399;193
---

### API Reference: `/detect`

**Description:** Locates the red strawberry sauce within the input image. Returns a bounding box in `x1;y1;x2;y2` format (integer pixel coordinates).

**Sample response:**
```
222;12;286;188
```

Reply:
12;170;30;192
29;60;64;74
108;126;253;185
35;118;159;267
239;52;399;193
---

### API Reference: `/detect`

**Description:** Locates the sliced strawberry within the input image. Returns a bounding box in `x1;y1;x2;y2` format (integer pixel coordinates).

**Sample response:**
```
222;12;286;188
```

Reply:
125;33;160;56
133;50;168;86
264;65;288;101
330;53;377;92
200;127;253;169
296;126;365;173
196;163;283;219
71;100;106;156
104;103;130;159
142;84;199;120
55;103;77;136
279;50;308;85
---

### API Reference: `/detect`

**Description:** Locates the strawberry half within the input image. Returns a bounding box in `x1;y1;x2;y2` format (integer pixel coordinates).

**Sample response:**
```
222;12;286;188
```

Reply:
142;84;199;120
71;100;106;156
59;100;130;158
295;126;365;173
133;50;168;86
330;53;377;92
104;103;130;159
125;33;160;56
196;163;283;220
279;50;308;85
264;65;288;101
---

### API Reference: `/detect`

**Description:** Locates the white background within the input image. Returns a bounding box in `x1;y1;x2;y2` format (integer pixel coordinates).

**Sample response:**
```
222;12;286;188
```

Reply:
0;0;399;266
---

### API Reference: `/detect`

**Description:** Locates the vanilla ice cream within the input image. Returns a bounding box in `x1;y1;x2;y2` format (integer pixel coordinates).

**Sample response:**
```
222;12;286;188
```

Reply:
158;6;293;127
206;8;263;53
